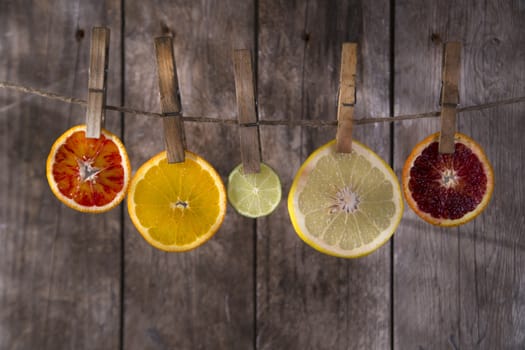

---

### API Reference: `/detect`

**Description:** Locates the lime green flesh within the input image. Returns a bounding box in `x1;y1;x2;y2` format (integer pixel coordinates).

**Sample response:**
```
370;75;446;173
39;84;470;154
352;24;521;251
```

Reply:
228;163;282;218
298;152;396;251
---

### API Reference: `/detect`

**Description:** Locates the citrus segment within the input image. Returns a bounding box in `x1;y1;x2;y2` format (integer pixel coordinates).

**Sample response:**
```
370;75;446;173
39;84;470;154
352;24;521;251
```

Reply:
46;125;130;213
288;140;403;258
402;132;494;226
127;151;226;252
227;163;282;218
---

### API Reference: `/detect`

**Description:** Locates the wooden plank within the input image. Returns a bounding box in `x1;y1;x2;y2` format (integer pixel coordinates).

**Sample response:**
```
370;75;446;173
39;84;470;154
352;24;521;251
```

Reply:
154;36;186;163
123;1;255;349
394;1;525;349
0;1;122;349
257;0;392;348
232;49;261;174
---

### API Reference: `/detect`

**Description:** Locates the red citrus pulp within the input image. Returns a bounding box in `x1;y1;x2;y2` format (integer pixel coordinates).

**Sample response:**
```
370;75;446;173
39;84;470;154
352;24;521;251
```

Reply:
46;125;131;213
402;132;494;226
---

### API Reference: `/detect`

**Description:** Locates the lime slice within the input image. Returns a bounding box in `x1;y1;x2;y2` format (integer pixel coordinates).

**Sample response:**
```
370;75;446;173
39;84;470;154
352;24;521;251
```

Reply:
227;163;282;218
288;139;403;258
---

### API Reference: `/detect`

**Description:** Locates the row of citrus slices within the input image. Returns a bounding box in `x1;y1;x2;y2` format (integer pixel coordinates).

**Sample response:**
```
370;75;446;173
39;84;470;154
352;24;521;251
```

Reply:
46;125;494;258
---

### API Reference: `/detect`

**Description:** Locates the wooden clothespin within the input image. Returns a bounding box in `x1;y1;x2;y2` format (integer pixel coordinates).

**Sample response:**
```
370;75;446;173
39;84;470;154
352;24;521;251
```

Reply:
154;36;186;163
439;41;461;154
86;27;110;139
232;49;261;174
336;43;357;153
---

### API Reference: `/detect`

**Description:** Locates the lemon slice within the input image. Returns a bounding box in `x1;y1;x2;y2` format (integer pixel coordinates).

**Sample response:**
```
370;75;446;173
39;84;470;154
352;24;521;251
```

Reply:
227;163;282;218
127;151;226;252
288;140;403;258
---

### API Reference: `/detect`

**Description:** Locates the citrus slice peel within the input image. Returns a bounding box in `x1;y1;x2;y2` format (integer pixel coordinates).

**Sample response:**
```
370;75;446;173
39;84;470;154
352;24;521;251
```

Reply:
288;139;403;258
227;163;282;218
402;132;494;226
127;151;226;252
46;125;130;213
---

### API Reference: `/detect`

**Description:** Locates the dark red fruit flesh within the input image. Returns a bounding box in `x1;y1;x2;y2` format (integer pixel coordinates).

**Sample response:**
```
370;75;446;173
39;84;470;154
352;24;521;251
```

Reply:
52;131;125;207
408;141;487;220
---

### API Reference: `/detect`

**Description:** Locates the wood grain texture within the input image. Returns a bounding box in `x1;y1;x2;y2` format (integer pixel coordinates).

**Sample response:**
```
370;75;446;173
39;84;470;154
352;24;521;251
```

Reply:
233;49;261;174
162;117;186;163
394;1;525;349
86;27;110;139
154;37;182;115
154;36;185;163
336;42;357;153
0;1;122;349
439;41;461;154
257;0;392;348
1;2;524;349
123;1;255;349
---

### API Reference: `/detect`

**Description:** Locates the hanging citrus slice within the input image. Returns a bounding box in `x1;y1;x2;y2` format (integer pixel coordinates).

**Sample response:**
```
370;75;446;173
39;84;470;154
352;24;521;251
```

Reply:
288;140;403;258
402;132;494;226
127;151;227;252
227;163;282;218
46;125;130;213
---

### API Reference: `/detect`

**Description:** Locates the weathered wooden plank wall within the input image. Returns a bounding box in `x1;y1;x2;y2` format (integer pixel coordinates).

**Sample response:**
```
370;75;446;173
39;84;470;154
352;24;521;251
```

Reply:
393;1;525;349
0;1;123;349
257;0;392;348
123;1;255;349
0;0;524;349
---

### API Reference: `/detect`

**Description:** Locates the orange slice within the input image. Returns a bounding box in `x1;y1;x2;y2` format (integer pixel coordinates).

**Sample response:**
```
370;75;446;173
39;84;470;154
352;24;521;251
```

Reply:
402;132;494;226
46;125;130;213
127;151;227;252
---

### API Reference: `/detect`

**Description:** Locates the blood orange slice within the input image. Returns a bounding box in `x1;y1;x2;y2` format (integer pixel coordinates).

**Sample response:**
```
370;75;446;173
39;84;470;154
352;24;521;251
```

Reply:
46;125;131;213
402;132;494;226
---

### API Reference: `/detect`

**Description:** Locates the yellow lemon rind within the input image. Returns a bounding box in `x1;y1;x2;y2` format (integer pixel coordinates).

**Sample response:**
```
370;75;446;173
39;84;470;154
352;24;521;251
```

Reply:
288;139;403;259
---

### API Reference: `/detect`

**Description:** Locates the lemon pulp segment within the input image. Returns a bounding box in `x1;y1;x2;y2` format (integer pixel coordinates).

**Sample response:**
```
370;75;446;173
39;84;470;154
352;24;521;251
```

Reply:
288;140;403;258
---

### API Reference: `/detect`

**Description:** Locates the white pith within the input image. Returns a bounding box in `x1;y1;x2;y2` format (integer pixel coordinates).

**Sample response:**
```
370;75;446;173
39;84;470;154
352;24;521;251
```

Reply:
227;163;282;218
330;186;360;214
171;200;189;210
403;133;494;227
289;140;403;258
78;158;102;183
439;168;459;188
46;125;130;213
128;151;227;251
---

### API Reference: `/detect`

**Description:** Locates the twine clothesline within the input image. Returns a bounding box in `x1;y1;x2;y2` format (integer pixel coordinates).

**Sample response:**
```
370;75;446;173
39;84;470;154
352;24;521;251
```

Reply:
1;80;525;127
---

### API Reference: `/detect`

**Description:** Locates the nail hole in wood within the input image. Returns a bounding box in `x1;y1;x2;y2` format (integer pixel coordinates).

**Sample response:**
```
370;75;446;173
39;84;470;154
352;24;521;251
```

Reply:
160;22;174;36
430;33;442;45
75;29;85;42
302;31;311;42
